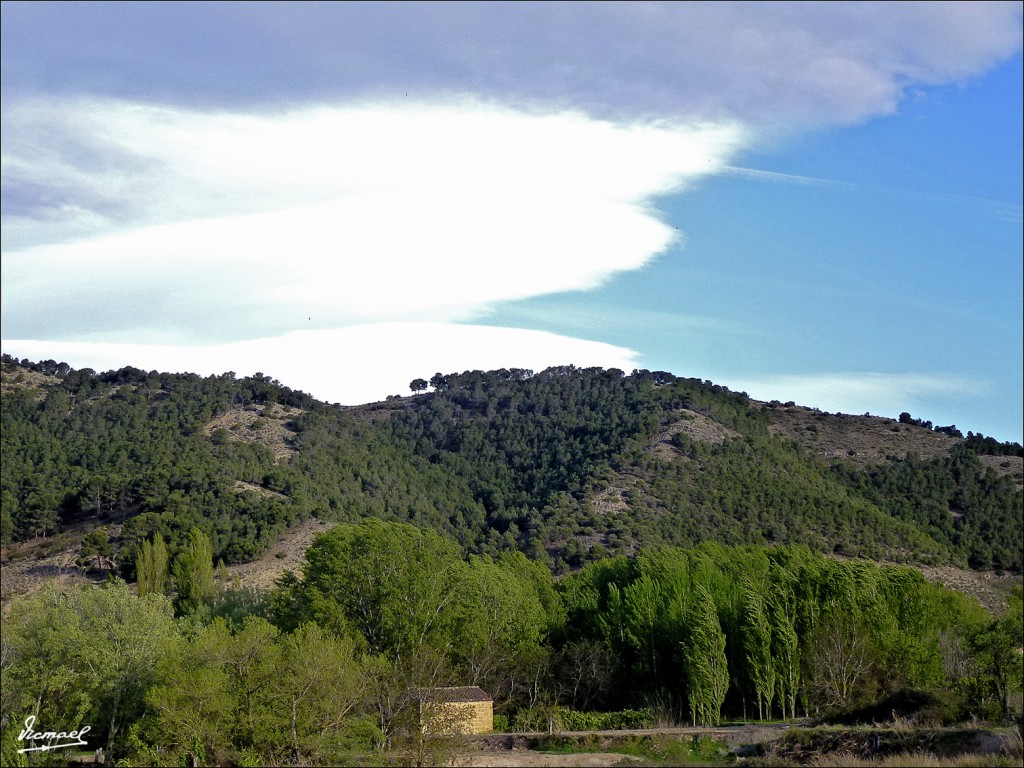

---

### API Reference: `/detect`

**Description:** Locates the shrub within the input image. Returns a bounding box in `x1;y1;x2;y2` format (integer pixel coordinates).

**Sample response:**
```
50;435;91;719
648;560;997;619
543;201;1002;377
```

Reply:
556;707;653;732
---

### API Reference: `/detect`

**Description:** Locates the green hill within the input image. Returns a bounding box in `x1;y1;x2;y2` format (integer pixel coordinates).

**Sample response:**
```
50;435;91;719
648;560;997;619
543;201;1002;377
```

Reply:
1;355;1021;586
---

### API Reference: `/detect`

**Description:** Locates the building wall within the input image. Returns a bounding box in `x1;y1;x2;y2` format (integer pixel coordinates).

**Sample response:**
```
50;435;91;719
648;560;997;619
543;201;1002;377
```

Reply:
458;700;493;734
422;700;493;735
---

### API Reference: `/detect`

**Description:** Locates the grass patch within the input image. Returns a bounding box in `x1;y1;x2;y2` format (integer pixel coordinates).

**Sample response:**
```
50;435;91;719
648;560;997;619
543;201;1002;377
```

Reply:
536;734;732;765
620;735;731;765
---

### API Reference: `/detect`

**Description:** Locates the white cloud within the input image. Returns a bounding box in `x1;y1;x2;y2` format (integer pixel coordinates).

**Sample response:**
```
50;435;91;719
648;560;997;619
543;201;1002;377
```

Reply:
0;324;640;405
728;372;987;418
1;99;744;342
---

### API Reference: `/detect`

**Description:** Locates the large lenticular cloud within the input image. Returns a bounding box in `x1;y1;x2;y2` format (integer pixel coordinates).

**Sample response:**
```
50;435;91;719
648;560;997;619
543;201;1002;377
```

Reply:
1;99;744;342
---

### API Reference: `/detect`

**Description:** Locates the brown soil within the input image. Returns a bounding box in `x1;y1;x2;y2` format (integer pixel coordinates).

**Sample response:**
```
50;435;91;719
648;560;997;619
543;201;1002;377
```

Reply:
758;403;1022;490
761;404;959;468
589;483;634;517
0;517;337;606
232;480;289;500
344;395;420;424
223;517;339;591
456;724;794;767
203;403;303;463
978;454;1024;492
1;526;116;605
649;409;739;461
455;752;639;767
915;564;1023;614
0;366;60;399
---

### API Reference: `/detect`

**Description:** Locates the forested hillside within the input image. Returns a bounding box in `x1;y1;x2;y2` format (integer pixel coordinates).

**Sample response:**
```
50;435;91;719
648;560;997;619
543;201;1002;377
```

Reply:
2;355;1021;578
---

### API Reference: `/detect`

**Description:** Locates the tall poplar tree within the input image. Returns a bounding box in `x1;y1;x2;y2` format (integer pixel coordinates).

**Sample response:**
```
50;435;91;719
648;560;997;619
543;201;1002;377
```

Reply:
136;532;169;597
683;584;728;726
741;583;775;721
174;527;215;614
768;583;800;719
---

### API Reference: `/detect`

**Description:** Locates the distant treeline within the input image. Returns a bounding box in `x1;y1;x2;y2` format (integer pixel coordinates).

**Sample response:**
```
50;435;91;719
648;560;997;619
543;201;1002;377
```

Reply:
899;410;1022;455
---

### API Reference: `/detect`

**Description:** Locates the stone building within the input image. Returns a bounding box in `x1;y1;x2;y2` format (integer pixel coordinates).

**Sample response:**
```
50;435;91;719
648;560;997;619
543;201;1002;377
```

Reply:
413;686;493;735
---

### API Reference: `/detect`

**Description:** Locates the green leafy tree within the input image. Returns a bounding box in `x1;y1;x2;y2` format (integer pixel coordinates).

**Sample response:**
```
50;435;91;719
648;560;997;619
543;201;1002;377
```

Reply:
281;520;465;660
0;493;17;547
741;583;775;721
271;623;375;762
136;533;169;597
173;527;216;614
768;584;800;720
0;581;177;756
144;632;237;765
970;586;1024;720
683;584;729;726
452;553;550;706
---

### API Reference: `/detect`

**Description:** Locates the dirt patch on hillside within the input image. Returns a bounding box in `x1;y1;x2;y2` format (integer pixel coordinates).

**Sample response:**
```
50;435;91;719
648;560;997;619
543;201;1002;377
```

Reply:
1;527;115;606
589;482;635;517
1;548;95;605
2;516;336;605
762;404;959;468
344;395;419;424
763;404;1023;488
979;454;1024;492
649;410;739;460
225;517;338;591
232;480;289;500
203;403;303;463
0;366;61;399
915;564;1023;614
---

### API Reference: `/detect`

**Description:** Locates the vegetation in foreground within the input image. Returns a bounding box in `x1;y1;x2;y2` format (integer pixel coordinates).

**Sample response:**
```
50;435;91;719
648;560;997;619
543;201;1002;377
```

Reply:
1;521;1020;766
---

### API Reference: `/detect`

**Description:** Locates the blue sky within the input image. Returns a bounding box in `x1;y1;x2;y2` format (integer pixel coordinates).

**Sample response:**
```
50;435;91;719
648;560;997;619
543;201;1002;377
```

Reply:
2;2;1022;441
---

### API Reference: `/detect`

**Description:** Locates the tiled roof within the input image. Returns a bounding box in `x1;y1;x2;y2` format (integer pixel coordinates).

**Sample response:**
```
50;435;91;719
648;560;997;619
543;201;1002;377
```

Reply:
412;686;492;703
